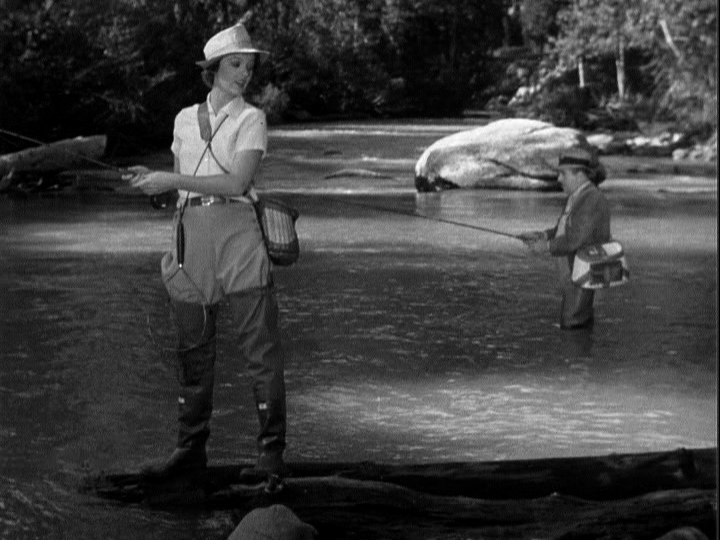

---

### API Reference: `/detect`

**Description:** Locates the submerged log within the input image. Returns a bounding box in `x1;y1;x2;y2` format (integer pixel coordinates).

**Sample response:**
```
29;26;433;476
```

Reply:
81;447;717;539
0;135;107;179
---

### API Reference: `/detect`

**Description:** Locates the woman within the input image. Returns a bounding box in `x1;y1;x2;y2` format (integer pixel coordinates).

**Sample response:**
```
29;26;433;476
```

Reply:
125;23;288;478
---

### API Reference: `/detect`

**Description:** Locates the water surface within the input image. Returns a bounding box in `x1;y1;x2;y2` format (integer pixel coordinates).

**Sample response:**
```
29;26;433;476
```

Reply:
0;123;716;539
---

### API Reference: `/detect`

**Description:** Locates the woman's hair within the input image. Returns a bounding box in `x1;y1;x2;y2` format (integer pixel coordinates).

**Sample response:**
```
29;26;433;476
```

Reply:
201;63;219;89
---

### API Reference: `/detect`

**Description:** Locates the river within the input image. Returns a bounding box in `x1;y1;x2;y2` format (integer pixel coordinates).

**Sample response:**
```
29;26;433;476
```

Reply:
0;121;717;539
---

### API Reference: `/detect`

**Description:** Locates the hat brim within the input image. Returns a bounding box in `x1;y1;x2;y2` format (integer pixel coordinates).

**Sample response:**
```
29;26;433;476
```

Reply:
196;49;269;68
557;163;593;171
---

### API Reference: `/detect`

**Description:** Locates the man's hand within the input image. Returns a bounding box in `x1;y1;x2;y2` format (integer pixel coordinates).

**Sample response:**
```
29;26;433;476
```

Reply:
524;237;548;255
518;231;548;256
518;231;546;242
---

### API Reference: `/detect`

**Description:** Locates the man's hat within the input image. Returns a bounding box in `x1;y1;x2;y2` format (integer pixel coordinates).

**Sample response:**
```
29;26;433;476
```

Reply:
557;147;606;185
196;24;268;69
558;147;595;171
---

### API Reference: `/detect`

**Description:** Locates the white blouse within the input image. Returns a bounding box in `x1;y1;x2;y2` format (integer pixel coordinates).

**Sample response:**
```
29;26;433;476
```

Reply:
171;95;267;201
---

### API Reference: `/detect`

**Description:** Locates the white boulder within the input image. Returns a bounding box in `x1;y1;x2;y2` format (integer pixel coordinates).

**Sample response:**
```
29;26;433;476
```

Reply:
415;118;605;191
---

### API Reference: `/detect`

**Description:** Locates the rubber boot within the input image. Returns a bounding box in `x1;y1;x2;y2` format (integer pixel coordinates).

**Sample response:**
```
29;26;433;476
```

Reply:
228;287;289;478
253;398;289;476
560;281;595;329
143;301;217;477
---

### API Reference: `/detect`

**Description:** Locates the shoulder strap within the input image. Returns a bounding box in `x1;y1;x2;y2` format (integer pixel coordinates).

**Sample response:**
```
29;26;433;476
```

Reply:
197;102;212;142
196;102;230;174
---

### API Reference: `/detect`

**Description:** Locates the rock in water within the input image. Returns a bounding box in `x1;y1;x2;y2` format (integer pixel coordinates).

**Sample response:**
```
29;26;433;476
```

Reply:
654;527;709;540
414;118;605;191
228;504;318;540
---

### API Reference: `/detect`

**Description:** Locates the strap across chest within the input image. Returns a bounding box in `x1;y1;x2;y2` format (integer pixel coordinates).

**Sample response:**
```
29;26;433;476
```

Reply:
196;102;229;174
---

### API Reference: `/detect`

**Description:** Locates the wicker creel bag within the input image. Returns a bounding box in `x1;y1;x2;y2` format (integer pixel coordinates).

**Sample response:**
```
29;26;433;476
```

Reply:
250;193;300;266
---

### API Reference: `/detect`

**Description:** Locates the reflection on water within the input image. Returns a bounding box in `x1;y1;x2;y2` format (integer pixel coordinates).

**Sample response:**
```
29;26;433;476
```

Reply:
0;183;716;538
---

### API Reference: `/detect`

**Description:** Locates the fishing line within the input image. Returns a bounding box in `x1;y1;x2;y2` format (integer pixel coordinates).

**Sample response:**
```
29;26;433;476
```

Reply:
2;126;528;355
145;299;213;355
313;193;524;240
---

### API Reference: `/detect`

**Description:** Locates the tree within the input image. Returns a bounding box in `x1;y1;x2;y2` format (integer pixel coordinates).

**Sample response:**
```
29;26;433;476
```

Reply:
550;0;657;100
649;0;717;128
548;0;716;129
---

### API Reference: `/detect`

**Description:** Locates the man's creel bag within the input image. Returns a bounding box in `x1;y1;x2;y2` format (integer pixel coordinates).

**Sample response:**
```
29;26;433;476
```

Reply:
572;241;629;289
252;195;300;266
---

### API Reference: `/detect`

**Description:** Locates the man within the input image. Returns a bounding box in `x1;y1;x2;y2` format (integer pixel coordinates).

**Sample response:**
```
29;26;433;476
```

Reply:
519;148;611;329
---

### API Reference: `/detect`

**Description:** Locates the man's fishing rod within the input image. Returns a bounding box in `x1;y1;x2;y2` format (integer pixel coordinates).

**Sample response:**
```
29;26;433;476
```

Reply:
0;127;523;240
320;194;524;240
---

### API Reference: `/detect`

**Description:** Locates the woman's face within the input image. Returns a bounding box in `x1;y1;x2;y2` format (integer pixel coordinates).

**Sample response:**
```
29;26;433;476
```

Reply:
214;53;255;97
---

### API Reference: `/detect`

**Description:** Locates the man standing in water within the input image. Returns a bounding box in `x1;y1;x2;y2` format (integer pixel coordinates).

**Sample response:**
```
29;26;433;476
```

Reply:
519;148;611;329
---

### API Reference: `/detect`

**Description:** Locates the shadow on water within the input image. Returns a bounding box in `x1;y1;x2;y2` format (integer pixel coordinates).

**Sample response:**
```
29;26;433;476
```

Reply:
0;179;716;536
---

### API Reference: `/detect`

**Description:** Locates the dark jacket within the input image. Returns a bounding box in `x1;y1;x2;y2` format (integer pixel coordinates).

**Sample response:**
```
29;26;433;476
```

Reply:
545;182;611;269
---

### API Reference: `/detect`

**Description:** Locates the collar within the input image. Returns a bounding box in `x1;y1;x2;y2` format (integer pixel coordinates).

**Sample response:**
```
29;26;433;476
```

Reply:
206;94;247;119
563;180;593;211
568;179;592;200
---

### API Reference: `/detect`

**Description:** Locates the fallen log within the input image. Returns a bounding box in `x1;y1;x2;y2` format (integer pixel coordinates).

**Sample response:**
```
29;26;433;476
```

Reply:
0;135;108;179
84;475;716;539
284;486;715;540
81;448;717;539
83;446;715;507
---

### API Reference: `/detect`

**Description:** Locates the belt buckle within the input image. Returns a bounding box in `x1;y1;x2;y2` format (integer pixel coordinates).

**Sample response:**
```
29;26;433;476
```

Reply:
200;196;216;206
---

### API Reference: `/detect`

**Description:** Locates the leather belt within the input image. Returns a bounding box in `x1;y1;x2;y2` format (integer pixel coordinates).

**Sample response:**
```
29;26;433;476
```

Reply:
187;195;241;207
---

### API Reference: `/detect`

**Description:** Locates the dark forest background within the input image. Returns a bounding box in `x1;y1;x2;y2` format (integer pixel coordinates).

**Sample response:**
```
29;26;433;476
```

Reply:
0;0;716;155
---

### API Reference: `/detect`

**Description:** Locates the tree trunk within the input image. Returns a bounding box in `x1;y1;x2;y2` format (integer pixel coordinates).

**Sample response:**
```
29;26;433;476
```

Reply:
616;32;626;99
0;135;108;179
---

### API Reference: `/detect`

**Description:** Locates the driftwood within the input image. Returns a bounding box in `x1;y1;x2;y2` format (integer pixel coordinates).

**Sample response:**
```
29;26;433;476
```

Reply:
83;447;717;539
0;135;108;194
0;135;107;178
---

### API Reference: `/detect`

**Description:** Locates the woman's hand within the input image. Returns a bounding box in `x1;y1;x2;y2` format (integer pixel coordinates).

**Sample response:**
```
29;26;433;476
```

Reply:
123;166;177;195
121;165;150;182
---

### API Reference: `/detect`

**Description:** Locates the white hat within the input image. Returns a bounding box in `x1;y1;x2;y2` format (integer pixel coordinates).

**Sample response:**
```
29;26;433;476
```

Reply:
196;24;268;68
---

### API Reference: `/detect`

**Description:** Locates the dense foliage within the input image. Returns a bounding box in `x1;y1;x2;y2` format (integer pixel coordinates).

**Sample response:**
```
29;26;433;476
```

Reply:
0;0;715;153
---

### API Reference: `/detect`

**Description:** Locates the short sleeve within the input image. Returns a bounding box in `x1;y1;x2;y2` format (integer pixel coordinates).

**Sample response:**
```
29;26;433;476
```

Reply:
235;108;267;155
171;111;183;157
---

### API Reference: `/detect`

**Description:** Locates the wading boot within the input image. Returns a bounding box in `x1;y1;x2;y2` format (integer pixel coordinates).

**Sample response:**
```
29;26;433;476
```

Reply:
142;446;207;478
241;399;289;479
142;300;216;478
141;382;210;477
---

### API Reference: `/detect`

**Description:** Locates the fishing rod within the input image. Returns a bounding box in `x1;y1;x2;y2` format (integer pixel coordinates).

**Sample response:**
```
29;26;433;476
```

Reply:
1;127;522;239
0;127;175;208
318;194;524;240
